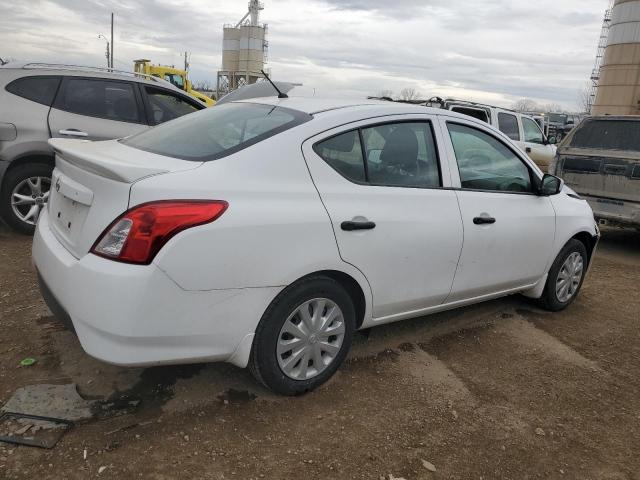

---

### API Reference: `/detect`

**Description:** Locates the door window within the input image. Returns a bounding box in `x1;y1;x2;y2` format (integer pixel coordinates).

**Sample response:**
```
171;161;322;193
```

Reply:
55;78;142;123
144;87;200;124
522;117;544;144
5;76;61;106
314;122;441;188
362;122;440;187
447;123;532;193
497;112;520;141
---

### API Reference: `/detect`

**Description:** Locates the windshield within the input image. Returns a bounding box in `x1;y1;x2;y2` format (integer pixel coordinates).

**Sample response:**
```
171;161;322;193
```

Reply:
548;113;567;124
570;119;640;151
122;103;311;161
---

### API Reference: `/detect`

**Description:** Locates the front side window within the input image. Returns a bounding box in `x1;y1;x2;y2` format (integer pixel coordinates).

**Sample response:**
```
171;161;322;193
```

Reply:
123;102;311;161
55;78;141;123
448;123;532;193
314;121;441;188
522;117;544;144
145;87;200;125
497;112;520;141
5;76;61;106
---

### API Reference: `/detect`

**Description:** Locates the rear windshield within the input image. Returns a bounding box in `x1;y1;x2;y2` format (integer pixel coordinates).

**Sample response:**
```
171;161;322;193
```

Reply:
570;119;640;151
122;102;311;161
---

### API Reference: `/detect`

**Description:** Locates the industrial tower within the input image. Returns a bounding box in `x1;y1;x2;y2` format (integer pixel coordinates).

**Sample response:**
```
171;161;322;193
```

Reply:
216;0;269;98
587;0;614;112
592;0;640;115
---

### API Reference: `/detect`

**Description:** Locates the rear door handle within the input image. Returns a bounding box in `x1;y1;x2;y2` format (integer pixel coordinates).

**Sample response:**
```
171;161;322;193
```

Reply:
473;216;496;225
341;221;376;231
59;129;88;137
525;147;532;153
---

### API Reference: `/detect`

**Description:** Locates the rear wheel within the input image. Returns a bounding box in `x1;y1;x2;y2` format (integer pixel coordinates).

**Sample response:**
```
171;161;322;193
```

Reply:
1;163;53;234
249;276;355;395
539;239;588;311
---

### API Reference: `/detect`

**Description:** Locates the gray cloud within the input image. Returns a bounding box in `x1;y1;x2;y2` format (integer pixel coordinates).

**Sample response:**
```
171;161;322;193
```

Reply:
0;0;607;110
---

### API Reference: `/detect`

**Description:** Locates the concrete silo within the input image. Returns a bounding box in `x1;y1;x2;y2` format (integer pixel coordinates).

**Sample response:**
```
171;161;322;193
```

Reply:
217;0;268;97
592;0;640;115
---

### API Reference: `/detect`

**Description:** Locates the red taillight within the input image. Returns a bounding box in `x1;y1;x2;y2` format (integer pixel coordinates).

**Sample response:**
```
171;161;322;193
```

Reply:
91;200;228;265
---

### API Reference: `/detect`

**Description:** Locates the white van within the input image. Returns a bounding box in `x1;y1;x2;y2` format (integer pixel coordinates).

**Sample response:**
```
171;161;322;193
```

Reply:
425;98;557;171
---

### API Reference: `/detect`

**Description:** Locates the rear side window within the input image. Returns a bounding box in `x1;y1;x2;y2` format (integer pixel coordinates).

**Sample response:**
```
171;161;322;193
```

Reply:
5;76;61;106
570;120;640;151
122;102;311;161
497;112;520;141
55;78;142;123
314;121;441;188
145;87;200;125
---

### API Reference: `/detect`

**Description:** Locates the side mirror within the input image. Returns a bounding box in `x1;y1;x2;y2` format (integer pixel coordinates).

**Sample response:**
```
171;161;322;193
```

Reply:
538;174;563;196
546;136;557;145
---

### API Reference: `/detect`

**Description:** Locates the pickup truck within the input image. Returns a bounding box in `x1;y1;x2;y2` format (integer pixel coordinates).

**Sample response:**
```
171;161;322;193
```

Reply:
550;116;640;229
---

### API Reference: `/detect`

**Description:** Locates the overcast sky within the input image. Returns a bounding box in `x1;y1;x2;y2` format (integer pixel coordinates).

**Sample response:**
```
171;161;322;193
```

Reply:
0;0;608;110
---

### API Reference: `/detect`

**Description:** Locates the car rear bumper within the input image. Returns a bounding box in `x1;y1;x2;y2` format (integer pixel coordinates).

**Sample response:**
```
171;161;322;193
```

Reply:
584;195;640;228
32;209;281;367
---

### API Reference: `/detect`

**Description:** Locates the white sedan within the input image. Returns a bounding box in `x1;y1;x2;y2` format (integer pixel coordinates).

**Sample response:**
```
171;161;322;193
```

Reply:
33;98;599;395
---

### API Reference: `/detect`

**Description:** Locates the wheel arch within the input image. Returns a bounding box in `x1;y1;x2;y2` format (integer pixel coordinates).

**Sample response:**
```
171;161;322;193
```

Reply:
570;230;598;265
1;154;54;191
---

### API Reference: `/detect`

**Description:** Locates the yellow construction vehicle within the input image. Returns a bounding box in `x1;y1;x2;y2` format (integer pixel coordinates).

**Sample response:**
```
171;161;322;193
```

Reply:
133;59;215;107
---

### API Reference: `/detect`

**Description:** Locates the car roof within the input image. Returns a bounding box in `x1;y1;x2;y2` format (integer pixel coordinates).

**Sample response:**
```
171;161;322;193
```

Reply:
1;62;185;93
234;96;447;116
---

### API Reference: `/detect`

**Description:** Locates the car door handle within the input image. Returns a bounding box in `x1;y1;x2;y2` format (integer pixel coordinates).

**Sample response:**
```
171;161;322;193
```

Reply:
59;129;88;137
525;147;532;153
473;216;496;225
341;221;376;231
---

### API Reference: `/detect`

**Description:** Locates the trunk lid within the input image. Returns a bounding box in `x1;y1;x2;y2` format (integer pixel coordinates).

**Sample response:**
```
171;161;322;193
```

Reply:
47;138;202;258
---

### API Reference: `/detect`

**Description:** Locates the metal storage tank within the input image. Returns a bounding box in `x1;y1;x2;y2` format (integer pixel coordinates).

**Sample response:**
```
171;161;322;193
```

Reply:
222;26;240;72
592;0;640;115
217;0;268;97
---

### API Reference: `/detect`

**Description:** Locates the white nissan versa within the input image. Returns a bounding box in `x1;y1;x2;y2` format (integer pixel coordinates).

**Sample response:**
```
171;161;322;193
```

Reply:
33;98;599;395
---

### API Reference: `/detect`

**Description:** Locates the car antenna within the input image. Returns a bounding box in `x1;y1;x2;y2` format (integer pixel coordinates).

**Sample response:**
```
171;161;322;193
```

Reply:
261;70;288;99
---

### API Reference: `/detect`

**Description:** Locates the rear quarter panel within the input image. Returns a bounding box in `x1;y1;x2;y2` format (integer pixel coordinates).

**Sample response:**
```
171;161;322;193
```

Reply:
129;127;372;298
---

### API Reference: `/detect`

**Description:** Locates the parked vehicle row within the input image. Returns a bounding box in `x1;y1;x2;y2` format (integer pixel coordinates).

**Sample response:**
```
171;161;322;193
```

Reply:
32;98;599;395
0;63;206;233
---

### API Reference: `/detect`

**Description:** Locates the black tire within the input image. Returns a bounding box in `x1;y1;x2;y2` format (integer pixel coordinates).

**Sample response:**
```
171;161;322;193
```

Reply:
249;276;356;396
538;239;588;312
0;163;53;235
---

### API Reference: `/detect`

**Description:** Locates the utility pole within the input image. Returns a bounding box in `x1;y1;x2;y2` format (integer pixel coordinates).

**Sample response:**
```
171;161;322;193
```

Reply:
184;51;189;72
110;12;114;69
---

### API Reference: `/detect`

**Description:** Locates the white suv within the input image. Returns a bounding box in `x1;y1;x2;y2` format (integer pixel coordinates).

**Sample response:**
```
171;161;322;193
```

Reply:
33;98;598;395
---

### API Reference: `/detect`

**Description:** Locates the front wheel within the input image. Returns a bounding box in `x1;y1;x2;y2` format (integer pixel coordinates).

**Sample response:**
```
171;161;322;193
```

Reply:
539;239;588;311
249;276;356;395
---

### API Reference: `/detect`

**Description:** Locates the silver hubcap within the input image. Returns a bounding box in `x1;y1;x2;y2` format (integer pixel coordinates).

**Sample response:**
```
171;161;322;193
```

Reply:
277;298;345;380
556;252;584;303
11;176;51;226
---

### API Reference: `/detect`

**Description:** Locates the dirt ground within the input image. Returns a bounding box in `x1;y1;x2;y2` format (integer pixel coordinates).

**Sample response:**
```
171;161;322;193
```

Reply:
0;224;639;480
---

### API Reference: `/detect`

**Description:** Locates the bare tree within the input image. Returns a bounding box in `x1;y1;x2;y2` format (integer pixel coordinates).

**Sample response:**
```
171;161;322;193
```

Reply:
512;98;539;112
541;103;564;113
577;83;592;114
375;89;394;100
400;87;420;101
192;79;213;92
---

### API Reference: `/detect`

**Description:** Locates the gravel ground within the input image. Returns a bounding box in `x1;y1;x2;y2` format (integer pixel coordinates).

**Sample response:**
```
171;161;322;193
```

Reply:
0;224;638;480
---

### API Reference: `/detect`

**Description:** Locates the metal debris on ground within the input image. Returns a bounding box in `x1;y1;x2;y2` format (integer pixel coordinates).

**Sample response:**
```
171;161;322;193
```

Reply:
0;412;72;449
1;384;94;422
